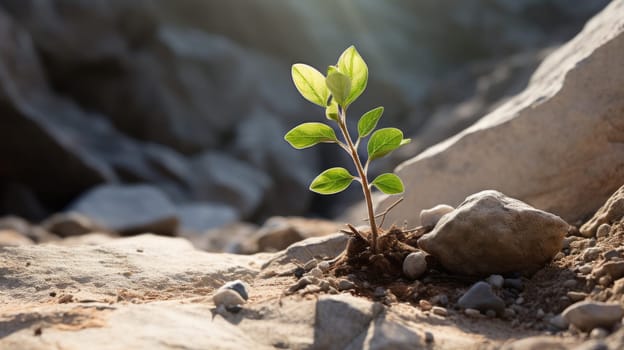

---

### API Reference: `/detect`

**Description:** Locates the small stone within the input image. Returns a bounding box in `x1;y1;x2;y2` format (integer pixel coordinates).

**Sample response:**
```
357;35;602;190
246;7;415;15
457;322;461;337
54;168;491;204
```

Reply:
583;247;601;262
458;282;505;315
486;274;504;289
419;299;433;311
567;291;588;302
420;204;454;228
431;294;448;306
432;306;448;317
596;224;611;238
504;278;523;290
563;279;577;288
373;287;386;298
287;276;318;294
604;249;621;260
562;301;624;332
590;328;609;339
554;252;565;260
306;267;323;278
317;261;330;272
464;308;481;318
515;297;525;305
598;276;612;286
337;279;356;291
319;280;331;292
579;264;593;274
485;310;497;318
402;251;428;279
303;259;317;271
594;261;624;280
220;280;249;300
213;289;245;308
548;314;569;330
536;308;545;319
424;331;434;343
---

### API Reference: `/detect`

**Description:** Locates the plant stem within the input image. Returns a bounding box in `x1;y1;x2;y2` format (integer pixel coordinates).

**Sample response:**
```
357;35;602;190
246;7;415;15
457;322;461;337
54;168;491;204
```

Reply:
337;110;379;254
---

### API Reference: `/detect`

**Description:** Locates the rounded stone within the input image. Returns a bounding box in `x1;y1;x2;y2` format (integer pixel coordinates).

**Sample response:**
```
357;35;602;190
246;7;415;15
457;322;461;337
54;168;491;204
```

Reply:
458;281;505;316
486;274;504;289
419;204;454;228
213;289;246;308
596;224;611;238
403;251;428;280
221;280;249;300
562;301;624;332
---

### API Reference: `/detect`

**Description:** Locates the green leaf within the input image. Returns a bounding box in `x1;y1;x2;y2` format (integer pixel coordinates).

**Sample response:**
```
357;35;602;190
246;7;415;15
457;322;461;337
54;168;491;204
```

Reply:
337;46;368;106
325;100;340;121
367;128;403;160
284;122;337;149
371;173;404;194
326;72;351;106
309;167;354;195
357;106;384;138
291;64;330;107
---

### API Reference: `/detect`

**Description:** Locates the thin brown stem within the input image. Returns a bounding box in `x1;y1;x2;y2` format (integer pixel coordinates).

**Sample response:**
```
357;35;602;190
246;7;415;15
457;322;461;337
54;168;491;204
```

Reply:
336;109;379;254
378;197;404;228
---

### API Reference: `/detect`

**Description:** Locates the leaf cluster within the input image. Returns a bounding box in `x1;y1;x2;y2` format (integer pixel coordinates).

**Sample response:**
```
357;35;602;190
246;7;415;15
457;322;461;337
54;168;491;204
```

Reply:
285;46;410;196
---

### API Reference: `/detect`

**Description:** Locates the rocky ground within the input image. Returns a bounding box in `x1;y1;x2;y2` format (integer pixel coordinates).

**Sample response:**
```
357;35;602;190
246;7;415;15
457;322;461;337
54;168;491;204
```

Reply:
0;185;623;349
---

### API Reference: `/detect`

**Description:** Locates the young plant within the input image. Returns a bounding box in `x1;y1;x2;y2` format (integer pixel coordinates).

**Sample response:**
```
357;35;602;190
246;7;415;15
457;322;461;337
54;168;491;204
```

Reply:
284;46;410;254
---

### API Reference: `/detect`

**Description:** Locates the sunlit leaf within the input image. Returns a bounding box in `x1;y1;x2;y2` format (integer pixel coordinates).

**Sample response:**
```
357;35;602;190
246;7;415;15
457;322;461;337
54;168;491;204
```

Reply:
291;64;329;107
325;100;340;121
371;173;404;194
400;138;411;146
357;106;384;138
337;46;368;106
284;122;337;149
367;128;403;160
326;72;351;107
309;167;354;195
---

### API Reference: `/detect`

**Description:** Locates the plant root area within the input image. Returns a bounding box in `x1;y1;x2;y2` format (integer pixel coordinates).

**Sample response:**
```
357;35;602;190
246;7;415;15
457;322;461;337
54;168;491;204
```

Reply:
313;221;624;332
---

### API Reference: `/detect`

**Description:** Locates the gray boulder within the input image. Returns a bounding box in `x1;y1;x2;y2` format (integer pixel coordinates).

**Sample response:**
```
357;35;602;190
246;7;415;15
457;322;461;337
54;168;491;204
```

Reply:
418;190;568;276
68;184;179;235
379;0;624;226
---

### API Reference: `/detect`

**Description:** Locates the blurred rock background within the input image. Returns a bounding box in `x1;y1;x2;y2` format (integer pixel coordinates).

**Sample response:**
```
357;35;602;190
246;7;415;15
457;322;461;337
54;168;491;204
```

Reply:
0;0;610;243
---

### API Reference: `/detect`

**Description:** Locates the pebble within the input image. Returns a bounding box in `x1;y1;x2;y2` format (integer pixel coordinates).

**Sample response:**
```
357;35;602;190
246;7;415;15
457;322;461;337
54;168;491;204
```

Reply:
536;308;545;319
548;314;569;330
485;310;497;318
583;247;602;262
319;280;331;292
503;308;516;319
287;276;318;294
432;306;448;317
424;331;434;343
603;249;621;260
430;294;448;306
458;281;505;316
373;287;386;298
303;259;317;271
567;291;588;302
402;251;428;279
486;274;504;289
596;224;611;239
503;278;523;290
594;260;624;280
419;204;454;228
306;267;323;278
337;279;356;291
419;299;433;311
317;261;330;272
590;328;609;339
562;301;624;332
598;276;612;286
213;289;246;308
515;297;524;305
554;252;565;260
464;308;482;318
579;264;593;274
220;280;249;301
563;279;577;288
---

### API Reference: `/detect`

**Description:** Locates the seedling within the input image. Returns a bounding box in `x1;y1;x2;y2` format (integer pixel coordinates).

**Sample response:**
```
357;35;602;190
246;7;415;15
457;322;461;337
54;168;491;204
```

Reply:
285;46;410;254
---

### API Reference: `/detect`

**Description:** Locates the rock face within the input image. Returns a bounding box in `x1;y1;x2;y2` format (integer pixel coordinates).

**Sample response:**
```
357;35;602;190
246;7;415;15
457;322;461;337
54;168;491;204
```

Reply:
581;184;624;237
379;0;624;227
418;190;568;276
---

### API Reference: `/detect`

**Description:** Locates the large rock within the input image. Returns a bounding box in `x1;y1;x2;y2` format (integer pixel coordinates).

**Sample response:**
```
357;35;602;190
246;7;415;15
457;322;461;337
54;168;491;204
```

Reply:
380;0;624;227
580;184;624;237
67;184;179;235
418;190;569;276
